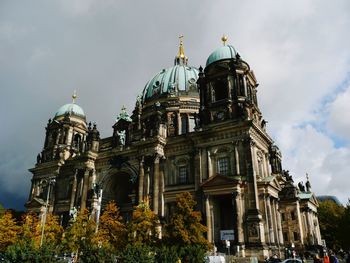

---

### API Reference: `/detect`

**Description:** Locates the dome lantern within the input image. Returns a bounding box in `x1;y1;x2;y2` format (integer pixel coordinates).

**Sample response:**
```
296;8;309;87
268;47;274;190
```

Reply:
174;35;188;66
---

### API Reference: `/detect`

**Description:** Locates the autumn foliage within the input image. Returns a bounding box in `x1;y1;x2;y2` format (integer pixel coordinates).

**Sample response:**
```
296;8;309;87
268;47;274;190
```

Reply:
165;192;210;249
0;195;210;261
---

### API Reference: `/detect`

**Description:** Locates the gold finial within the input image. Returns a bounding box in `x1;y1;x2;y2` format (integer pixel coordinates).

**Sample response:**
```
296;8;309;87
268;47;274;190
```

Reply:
221;34;228;46
177;35;185;58
72;90;77;103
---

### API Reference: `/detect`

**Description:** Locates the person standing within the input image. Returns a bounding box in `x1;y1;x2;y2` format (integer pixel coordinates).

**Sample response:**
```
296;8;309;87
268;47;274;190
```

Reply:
330;251;338;263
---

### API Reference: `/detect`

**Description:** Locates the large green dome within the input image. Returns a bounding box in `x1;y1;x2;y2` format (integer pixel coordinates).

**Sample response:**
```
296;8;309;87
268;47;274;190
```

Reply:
54;103;85;118
142;64;199;102
206;45;238;67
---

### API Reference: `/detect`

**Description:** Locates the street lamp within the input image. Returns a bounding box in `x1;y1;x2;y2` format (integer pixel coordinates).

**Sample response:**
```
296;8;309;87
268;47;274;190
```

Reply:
40;177;56;247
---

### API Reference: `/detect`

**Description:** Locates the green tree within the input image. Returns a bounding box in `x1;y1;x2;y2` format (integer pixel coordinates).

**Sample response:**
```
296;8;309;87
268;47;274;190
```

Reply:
0;211;19;252
165;192;210;249
338;199;350;250
318;200;345;249
119;244;154;263
96;201;126;251
127;200;160;246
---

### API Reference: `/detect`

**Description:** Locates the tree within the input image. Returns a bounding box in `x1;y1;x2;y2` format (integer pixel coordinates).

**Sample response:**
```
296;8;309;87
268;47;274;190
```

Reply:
318;200;345;249
0;203;5;215
338;200;350;250
96;201;126;251
61;209;97;253
0;211;19;252
127;200;160;246
41;213;63;248
165;192;210;249
19;212;41;248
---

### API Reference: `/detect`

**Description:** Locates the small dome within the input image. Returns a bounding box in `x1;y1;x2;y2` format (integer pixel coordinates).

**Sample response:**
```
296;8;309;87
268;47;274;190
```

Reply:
54;103;85;118
206;45;238;67
142;65;199;103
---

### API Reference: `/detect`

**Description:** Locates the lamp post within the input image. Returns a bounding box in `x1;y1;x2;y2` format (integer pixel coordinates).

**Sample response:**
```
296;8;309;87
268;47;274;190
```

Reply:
40;177;56;247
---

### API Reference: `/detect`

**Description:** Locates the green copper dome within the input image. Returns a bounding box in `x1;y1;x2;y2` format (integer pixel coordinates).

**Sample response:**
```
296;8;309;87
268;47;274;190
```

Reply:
206;45;238;67
142;65;199;102
54;103;85;118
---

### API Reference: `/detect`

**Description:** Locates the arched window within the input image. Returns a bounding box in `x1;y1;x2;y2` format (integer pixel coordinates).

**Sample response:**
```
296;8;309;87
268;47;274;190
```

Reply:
73;134;81;150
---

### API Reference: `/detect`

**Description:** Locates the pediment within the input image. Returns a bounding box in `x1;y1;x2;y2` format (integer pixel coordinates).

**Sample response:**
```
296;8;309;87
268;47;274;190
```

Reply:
258;175;282;191
201;174;238;189
25;197;45;208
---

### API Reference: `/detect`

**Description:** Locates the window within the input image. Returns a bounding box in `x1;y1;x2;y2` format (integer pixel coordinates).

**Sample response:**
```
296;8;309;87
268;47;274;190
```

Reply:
291;211;296;220
283;232;288;242
293;232;299;241
181;115;187;135
217;157;229;176
281;213;285;221
178;166;188;184
212;77;228;102
188;116;196;132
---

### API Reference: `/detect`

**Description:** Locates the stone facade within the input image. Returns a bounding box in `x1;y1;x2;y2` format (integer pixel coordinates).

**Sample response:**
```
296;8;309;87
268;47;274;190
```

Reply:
26;38;322;259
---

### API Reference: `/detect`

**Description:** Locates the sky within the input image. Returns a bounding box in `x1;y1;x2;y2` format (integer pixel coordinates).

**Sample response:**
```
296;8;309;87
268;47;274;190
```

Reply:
0;0;349;210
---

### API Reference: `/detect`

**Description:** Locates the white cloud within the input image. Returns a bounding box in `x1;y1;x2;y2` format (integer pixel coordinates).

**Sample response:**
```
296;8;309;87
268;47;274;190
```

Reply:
326;85;350;141
276;124;350;204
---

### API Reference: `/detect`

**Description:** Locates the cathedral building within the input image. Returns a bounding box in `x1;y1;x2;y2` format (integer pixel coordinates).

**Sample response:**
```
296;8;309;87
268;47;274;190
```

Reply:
26;36;322;258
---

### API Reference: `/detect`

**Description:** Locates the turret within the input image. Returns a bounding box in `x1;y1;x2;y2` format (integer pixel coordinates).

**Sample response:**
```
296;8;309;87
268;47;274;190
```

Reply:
39;92;88;163
198;35;262;127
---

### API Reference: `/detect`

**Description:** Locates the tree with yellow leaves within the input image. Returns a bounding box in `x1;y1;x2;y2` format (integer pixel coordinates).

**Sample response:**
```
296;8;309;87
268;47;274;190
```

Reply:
127;199;160;246
165;192;210;249
61;208;97;253
0;211;19;252
95;201;126;251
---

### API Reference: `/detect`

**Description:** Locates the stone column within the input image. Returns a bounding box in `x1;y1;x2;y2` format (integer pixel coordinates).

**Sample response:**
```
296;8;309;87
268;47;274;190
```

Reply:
234;141;240;175
145;167;150;197
205;195;212;243
159;161;165;217
153;155;160;214
267;196;275;244
271;199;280;246
70;170;78;209
263;194;271;244
138;157;145;203
80;170;90;210
233;189;244;245
305;208;313;245
276;201;284;244
177;113;181;135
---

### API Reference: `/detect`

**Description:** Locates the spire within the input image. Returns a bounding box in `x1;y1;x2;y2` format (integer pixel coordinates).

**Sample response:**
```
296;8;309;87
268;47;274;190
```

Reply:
175;35;188;65
72;90;77;104
221;34;228;46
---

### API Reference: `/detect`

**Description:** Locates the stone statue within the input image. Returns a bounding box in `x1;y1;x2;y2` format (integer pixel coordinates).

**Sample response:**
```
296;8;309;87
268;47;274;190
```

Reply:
37;153;41;164
283;170;293;182
69;207;78;222
305;180;311;192
116;130;126;146
298;181;305;192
